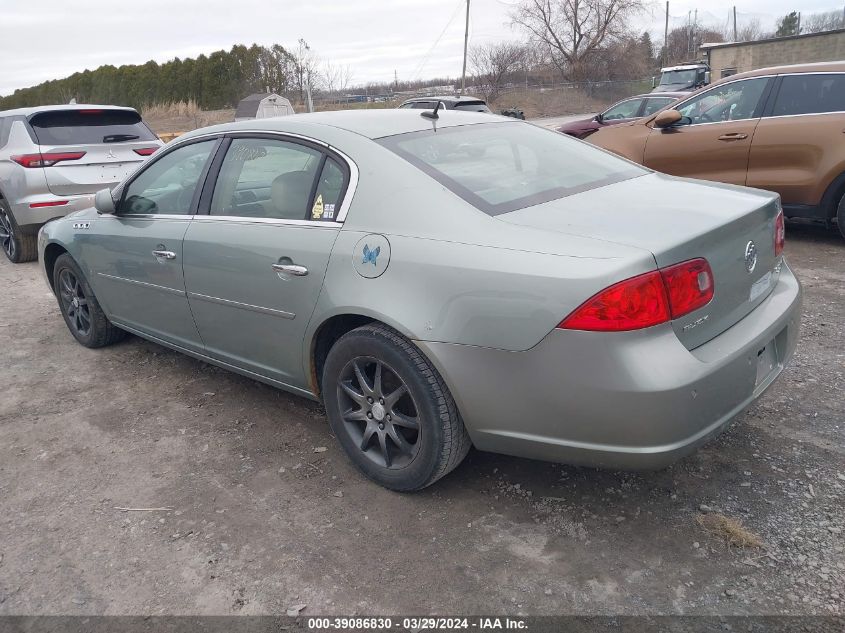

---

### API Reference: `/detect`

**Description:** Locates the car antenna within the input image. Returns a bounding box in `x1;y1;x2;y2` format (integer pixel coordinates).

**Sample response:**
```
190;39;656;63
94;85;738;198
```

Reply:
420;100;444;121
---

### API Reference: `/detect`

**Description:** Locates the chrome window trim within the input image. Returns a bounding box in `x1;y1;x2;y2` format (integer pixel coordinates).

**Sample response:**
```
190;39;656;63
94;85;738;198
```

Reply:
762;110;845;121
190;215;341;228
188;292;295;319
99;214;193;221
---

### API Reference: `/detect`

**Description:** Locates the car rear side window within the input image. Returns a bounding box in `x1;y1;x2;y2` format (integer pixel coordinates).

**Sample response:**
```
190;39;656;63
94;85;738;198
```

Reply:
771;73;845;116
378;121;645;216
28;109;157;146
312;157;347;221
210;138;324;220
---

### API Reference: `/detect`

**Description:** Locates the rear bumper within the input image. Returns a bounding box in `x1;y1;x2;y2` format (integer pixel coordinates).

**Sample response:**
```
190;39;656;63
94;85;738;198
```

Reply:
10;194;93;230
417;261;802;469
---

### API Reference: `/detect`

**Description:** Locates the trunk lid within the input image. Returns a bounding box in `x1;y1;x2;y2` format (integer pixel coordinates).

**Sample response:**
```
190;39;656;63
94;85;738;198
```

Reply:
499;172;782;349
28;109;161;196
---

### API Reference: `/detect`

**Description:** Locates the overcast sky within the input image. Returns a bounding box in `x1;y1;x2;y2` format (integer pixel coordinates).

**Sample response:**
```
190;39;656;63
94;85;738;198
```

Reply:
0;0;838;96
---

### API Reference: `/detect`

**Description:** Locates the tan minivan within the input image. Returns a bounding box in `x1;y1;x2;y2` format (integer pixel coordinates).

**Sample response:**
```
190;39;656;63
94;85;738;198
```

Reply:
588;62;845;237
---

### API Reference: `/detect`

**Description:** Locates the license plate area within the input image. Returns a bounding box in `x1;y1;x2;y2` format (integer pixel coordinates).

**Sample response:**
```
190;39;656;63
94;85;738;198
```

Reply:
755;339;778;386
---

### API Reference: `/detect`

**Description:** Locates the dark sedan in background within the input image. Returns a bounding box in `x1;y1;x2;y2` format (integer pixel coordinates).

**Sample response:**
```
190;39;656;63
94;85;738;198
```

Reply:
558;92;686;139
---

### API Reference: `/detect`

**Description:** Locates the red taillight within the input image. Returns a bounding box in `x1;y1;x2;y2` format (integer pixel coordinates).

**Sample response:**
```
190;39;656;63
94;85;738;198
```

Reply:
774;209;785;257
11;152;86;168
29;200;69;208
133;147;158;156
559;258;715;332
559;270;671;332
660;258;714;319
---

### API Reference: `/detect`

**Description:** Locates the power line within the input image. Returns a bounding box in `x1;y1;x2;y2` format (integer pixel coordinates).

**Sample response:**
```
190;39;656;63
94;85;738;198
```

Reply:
410;0;466;82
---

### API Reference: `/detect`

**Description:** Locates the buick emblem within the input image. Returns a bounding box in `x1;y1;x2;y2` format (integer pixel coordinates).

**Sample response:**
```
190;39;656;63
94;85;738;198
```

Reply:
744;241;758;273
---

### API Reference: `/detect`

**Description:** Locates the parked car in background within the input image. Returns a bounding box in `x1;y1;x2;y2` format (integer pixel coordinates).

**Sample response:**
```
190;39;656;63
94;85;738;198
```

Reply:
589;62;845;238
399;95;491;113
652;62;711;93
500;107;525;120
0;105;163;262
558;92;686;139
39;110;800;491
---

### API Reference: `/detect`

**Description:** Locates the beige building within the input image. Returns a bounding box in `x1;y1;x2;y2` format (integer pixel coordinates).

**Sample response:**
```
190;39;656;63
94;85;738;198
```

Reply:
701;29;845;79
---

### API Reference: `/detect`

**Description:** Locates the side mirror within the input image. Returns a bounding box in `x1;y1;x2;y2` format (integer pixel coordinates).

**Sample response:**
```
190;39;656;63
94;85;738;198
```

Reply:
651;76;656;88
704;71;711;85
94;188;116;215
654;109;683;129
594;113;603;123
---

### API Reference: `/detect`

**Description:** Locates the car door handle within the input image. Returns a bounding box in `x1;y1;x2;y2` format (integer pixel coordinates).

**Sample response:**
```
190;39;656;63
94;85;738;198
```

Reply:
717;133;748;141
271;263;308;276
152;249;176;260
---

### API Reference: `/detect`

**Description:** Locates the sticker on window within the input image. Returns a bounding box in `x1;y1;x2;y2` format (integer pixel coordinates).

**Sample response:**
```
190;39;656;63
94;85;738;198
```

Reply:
311;194;324;219
323;203;335;220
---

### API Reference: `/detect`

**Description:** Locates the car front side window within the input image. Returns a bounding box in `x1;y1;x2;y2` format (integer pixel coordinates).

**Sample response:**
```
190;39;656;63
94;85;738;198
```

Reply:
676;77;769;125
117;139;217;215
210;138;324;220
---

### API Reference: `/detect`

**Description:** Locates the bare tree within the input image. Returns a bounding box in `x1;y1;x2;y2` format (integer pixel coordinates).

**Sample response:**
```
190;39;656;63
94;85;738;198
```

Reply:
735;17;768;42
660;26;724;66
469;42;526;102
511;0;647;81
295;39;321;103
802;10;845;34
321;61;354;95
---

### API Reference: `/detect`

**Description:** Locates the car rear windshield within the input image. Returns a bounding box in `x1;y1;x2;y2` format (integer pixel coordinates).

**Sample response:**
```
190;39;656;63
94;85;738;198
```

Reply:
377;121;645;215
28;109;157;146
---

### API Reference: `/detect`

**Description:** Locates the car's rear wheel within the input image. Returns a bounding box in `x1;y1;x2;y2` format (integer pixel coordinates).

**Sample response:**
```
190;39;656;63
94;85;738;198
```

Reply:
322;324;471;491
53;253;126;348
0;200;37;263
837;193;845;239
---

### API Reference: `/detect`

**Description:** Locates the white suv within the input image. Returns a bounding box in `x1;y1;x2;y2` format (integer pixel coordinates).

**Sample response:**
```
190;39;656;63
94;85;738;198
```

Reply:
0;105;163;262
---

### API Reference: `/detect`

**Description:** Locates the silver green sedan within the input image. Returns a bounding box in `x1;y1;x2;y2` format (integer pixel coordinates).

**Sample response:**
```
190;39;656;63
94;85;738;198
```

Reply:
37;110;802;491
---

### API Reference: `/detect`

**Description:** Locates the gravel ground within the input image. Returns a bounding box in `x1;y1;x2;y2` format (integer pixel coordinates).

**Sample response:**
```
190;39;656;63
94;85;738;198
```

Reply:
0;221;842;617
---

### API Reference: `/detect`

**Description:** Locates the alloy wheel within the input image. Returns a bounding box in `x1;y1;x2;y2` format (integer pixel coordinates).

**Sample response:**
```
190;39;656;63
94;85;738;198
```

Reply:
337;357;421;469
0;210;15;260
58;269;92;337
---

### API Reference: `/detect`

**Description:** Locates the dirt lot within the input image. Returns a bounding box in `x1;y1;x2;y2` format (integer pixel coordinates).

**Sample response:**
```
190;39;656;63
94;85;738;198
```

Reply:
0;222;843;617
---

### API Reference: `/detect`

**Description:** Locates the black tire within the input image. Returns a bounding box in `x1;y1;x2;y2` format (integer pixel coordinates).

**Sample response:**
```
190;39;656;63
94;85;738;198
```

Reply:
0;199;37;263
52;253;126;348
837;193;845;239
322;324;471;491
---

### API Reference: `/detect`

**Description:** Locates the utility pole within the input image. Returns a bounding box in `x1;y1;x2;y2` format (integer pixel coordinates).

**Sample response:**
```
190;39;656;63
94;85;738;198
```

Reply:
460;0;470;95
663;1;669;68
797;11;801;34
733;6;738;41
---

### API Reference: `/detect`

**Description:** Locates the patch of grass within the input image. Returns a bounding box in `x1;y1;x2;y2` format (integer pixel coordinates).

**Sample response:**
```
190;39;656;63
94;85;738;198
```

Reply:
696;513;764;548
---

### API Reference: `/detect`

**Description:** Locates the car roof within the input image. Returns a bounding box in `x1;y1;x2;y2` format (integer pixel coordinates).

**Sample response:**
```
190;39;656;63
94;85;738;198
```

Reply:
714;61;845;84
0;103;139;117
179;109;512;141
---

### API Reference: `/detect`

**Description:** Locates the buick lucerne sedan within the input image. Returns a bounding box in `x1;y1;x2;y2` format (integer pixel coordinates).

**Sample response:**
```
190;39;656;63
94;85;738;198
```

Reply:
38;110;802;491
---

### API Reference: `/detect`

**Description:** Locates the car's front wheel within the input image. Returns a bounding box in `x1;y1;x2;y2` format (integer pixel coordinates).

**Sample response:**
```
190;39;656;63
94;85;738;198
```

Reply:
0;200;37;263
53;253;126;348
322;324;471;491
